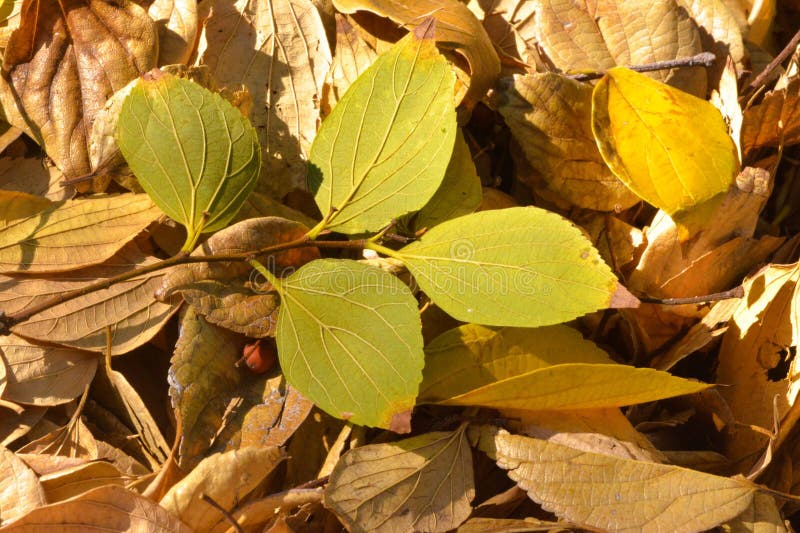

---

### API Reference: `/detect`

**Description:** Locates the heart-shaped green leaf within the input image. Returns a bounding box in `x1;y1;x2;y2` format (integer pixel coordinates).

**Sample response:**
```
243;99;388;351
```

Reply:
117;72;261;251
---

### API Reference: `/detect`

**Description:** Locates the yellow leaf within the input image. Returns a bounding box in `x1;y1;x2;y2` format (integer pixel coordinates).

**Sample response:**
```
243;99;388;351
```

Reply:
476;427;756;533
592;67;739;215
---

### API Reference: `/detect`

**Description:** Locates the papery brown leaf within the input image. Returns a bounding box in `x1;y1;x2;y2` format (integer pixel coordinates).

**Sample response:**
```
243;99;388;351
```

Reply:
677;0;746;71
0;157;73;201
0;444;46;524
0;334;97;406
169;307;246;469
742;78;800;157
333;0;500;106
158;217;319;337
723;491;786;533
0;0;158;186
532;0;707;96
18;417;98;459
0;404;45;447
160;446;286;532
498;73;638;211
39;460;125;503
0;484;191;532
325;425;474;533
199;0;332;199
468;0;539;70
7;241;181;355
321;14;377;116
285;408;347;487
147;0;198;65
457;517;571;533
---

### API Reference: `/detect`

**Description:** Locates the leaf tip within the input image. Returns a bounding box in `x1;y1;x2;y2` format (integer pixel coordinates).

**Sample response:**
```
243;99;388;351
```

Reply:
413;17;437;41
389;409;412;434
610;283;640;309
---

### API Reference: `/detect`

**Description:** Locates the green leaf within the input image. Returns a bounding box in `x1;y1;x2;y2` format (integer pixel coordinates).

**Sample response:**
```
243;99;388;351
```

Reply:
117;72;261;250
592;67;738;214
307;22;457;235
394;207;635;327
275;259;424;431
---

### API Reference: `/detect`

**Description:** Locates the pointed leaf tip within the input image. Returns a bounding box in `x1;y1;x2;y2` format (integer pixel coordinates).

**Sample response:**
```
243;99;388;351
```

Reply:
413;17;436;40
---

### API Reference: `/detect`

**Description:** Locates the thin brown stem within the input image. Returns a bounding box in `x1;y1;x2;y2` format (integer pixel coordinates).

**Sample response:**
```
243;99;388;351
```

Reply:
0;236;367;332
639;285;744;305
567;52;716;82
746;27;800;92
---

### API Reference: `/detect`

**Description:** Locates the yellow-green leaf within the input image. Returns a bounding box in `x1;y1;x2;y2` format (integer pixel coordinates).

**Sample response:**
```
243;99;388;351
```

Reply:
592;67;738;214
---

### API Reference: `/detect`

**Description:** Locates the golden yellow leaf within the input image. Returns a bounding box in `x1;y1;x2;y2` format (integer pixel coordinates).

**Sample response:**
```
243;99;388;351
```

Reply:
476;427;757;533
0;190;51;225
592;67;739;215
0;444;45;524
723;491;786;533
160;446;286;532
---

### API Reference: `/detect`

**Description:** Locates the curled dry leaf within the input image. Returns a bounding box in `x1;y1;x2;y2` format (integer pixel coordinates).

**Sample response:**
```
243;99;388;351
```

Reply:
332;0;500;105
147;0;199;65
0;404;45;447
325;425;474;533
0;444;46;524
468;0;539;70
158;217;319;338
0;0;157;187
0;484;191;532
198;0;332;199
322;14;377;116
0;334;97;406
742;78;800;157
159;446;286;532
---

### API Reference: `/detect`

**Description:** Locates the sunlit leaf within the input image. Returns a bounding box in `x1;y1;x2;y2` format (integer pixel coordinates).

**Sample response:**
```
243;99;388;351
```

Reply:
476;427;756;533
0;444;45;523
117;72;261;250
39;461;125;503
396;207;635;327
308;21;456;235
147;0;198;66
276;259;424;431
325;426;473;533
592;67;739;215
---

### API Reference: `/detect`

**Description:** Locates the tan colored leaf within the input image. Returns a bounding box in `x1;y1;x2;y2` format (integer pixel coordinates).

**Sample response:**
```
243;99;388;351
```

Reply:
532;0;706;96
476;427;757;533
332;0;501;105
18;417;98;459
0;484;191;532
0;193;161;273
0;0;22;51
0;444;46;524
148;0;198;65
321;14;377;116
742;78;800;156
457;517;571;533
0;334;97;406
723;491;786;533
170;307;246;469
198;0;332;198
160;446;286;532
39;460;125;503
158;217;319;337
325;425;474;533
0;0;157;186
468;0;540;70
498;73;638;211
0;156;73;201
677;0;746;69
0;404;45;447
0;190;52;224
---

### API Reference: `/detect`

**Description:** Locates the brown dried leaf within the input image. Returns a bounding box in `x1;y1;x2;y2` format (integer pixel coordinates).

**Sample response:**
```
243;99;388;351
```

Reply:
0;444;45;524
321;14;377;116
158;217;319;337
7;242;181;355
0;404;45;447
39;460;125;503
532;0;706;96
457;517;571;533
677;0;746;70
325;425;474;533
723;491;786;533
498;73;638;211
0;0;157;186
332;0;501;105
468;0;539;70
0;484;191;532
170;307;246;469
0;334;97;406
160;446;286;531
147;0;198;65
476;426;757;533
742;78;800;157
18;417;98;459
198;0;332;198
0;157;73;201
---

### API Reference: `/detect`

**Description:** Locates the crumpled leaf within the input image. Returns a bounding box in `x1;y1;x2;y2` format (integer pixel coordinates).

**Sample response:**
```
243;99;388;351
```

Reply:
117;72;261;250
308;21;456;234
475;427;757;533
0;484;190;532
198;0;332;199
0;193;161;273
332;0;500;105
147;0;198;65
0;444;45;524
0;0;157;187
169;307;246;469
532;0;706;96
0;334;97;406
498;73;638;211
325;425;474;533
592;67;739;215
420;324;709;409
160;446;285;532
276;259;424;431
742;78;800;157
396;207;637;327
8;242;181;355
158;217;319;337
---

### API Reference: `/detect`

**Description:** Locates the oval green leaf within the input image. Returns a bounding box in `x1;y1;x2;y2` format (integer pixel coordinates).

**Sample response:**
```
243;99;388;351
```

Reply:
592;67;739;214
395;207;634;327
275;259;424;431
307;22;457;235
117;72;261;250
